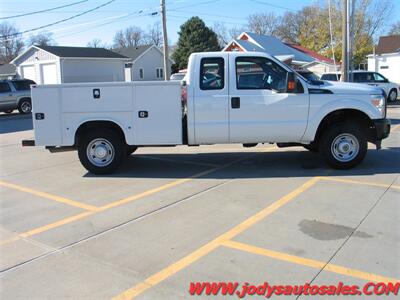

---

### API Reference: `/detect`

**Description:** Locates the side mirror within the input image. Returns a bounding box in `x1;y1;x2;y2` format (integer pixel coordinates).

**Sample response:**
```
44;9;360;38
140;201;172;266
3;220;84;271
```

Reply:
286;72;295;93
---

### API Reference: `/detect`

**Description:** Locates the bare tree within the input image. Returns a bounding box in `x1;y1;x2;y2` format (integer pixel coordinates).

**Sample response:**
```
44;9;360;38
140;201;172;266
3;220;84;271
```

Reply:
213;22;247;47
113;26;144;48
0;22;24;63
247;12;280;36
87;38;107;48
27;31;55;47
145;22;162;47
389;21;400;35
213;22;230;47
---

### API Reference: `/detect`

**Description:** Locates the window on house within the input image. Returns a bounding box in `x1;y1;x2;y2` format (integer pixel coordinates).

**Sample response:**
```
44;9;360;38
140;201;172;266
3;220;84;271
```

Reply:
139;68;144;79
156;68;163;79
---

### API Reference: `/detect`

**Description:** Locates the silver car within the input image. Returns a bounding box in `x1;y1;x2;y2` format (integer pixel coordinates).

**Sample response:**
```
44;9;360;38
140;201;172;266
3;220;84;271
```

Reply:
0;79;35;114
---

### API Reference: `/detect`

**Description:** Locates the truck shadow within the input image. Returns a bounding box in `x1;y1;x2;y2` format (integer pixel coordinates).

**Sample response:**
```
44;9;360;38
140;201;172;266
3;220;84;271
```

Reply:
0;113;33;134
83;148;400;179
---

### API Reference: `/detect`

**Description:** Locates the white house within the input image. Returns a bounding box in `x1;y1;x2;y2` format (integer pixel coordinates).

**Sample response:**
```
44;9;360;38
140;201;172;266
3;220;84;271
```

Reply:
11;45;128;84
223;32;339;76
113;45;173;81
367;35;400;84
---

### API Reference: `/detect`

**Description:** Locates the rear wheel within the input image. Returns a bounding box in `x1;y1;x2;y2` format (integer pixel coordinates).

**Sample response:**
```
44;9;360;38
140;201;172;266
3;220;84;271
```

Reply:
18;98;32;114
388;89;398;102
78;129;126;174
319;122;367;169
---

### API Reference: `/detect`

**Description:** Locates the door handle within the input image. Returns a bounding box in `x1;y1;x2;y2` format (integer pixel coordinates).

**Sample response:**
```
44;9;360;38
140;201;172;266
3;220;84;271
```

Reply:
231;97;240;109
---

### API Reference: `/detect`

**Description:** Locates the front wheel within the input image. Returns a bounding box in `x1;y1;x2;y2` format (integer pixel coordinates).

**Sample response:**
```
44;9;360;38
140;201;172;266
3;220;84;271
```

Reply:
78;129;126;174
319;122;367;169
388;89;398;102
18;98;32;114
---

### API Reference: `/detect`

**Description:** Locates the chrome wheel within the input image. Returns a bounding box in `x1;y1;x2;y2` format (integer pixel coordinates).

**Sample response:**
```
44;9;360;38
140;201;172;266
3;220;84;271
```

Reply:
86;138;115;167
20;101;31;113
389;90;397;102
331;133;359;162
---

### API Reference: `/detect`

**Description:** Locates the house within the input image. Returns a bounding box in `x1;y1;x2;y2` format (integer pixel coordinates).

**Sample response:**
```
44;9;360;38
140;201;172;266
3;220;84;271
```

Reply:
223;32;314;67
11;45;128;84
367;35;400;84
0;63;17;80
113;45;173;81
223;32;338;76
286;44;339;76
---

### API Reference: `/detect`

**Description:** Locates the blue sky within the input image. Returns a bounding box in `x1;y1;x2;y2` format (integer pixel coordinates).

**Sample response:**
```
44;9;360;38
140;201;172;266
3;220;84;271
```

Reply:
0;0;399;47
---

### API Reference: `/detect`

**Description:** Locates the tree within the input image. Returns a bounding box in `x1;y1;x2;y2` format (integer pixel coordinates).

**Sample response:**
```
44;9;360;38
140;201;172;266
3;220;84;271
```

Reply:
213;22;246;48
275;0;392;66
388;21;400;35
247;12;279;36
27;31;55;47
87;38;107;48
172;17;220;69
113;26;144;48
145;22;162;47
0;22;24;63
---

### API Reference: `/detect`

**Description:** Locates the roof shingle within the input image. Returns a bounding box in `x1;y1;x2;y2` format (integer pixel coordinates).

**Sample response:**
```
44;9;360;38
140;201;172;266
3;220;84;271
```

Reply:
375;35;400;55
37;45;128;59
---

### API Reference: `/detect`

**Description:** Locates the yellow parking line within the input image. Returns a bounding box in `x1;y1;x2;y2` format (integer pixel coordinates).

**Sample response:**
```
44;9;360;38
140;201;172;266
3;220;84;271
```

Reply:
0;180;99;212
0;157;248;246
222;240;399;284
318;177;400;190
391;124;400;132
112;177;319;300
99;157;246;211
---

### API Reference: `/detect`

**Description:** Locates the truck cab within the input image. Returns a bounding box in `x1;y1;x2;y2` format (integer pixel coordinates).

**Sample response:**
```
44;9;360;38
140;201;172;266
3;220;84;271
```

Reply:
24;52;390;174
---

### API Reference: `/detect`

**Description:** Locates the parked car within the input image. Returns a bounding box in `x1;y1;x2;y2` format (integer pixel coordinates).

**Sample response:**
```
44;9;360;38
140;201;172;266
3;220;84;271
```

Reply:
0;79;35;114
321;71;399;102
170;72;186;81
23;52;390;174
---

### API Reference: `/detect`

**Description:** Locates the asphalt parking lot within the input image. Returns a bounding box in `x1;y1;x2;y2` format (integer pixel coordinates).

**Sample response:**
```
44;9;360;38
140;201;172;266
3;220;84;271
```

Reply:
0;105;399;299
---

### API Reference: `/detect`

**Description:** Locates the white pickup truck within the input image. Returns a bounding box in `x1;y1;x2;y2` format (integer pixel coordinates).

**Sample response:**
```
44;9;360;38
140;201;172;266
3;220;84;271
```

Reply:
23;52;391;174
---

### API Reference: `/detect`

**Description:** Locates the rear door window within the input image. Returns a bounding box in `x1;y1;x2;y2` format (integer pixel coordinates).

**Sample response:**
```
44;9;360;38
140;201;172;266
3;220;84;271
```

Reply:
0;82;11;93
200;57;224;90
11;80;35;90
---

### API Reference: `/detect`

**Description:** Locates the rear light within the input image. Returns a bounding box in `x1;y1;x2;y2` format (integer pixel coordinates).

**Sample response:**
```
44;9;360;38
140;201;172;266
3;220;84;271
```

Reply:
181;85;187;105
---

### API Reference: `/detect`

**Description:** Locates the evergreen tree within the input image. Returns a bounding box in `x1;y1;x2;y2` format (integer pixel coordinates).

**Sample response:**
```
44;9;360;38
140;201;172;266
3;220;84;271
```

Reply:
172;17;220;69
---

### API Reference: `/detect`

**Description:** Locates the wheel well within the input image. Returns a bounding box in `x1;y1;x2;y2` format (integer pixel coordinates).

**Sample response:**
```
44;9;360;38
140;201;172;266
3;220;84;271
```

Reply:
17;97;31;105
75;121;126;146
314;109;373;144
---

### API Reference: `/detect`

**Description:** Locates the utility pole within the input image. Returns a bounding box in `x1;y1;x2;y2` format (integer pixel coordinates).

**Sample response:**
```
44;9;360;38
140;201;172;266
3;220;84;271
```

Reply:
341;0;349;82
160;0;169;80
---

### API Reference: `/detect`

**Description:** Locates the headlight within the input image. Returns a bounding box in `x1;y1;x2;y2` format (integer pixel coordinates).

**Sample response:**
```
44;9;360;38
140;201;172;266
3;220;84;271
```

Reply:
370;95;386;118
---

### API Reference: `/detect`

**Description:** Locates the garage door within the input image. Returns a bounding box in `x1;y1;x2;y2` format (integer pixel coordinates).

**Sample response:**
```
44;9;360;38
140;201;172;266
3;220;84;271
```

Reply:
21;65;35;81
40;63;58;84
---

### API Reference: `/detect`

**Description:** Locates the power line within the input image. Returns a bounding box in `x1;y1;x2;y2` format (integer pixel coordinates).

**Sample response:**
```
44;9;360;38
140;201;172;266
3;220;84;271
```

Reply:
250;0;298;12
0;0;89;20
0;0;116;39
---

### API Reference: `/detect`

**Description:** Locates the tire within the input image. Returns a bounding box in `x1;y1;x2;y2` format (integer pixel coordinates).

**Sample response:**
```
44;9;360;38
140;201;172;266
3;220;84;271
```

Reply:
18;98;32;114
303;143;318;152
319;122;367;169
388;89;398;102
78;129;126;175
126;146;138;156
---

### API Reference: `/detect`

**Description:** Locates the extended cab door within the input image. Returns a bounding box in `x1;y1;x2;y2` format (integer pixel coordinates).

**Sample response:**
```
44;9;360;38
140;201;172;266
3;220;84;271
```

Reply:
193;55;229;144
228;55;309;143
